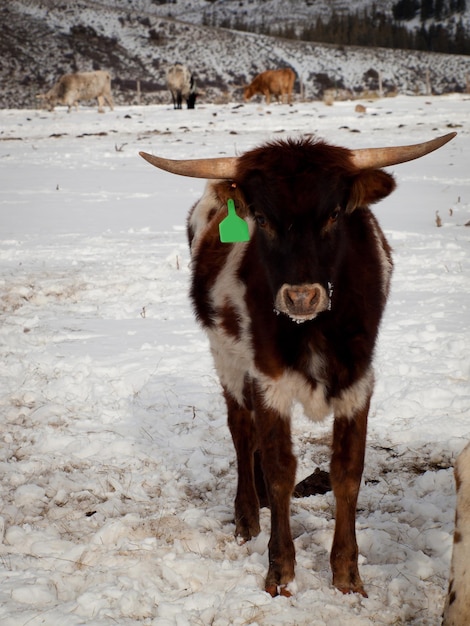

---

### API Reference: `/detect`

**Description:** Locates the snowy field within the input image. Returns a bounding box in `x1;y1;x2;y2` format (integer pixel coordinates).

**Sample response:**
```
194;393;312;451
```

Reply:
0;94;469;625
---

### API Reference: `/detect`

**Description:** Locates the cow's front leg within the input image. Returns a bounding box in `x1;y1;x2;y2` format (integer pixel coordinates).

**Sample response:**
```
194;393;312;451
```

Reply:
330;396;369;597
253;386;297;597
97;95;105;113
225;389;261;541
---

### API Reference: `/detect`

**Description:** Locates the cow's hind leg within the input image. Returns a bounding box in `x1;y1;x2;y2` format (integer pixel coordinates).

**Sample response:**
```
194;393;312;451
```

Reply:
104;94;114;111
330;397;369;597
225;389;261;542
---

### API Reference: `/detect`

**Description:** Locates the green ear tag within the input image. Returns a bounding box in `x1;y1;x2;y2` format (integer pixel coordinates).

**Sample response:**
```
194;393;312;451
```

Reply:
219;198;250;243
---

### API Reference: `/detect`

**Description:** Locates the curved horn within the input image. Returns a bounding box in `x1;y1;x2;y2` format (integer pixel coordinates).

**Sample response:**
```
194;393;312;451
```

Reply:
139;152;238;179
140;132;457;179
351;132;456;169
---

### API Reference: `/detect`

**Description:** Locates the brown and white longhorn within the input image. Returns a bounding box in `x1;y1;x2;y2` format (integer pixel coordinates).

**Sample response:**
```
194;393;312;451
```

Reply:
141;132;455;597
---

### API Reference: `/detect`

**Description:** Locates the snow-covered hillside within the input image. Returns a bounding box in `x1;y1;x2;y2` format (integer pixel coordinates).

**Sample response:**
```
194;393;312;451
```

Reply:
128;0;467;30
0;92;469;625
2;0;470;109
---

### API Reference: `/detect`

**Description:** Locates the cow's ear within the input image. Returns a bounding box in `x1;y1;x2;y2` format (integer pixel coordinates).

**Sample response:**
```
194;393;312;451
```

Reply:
346;169;396;212
214;181;249;218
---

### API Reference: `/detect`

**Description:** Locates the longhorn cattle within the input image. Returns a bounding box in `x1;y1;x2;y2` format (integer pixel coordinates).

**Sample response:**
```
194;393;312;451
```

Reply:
37;70;114;113
166;63;197;109
244;68;295;105
443;442;470;625
139;132;455;597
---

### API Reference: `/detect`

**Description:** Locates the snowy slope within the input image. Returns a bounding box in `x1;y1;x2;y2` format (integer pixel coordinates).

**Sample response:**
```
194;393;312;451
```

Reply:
0;93;469;625
2;0;470;109
129;0;469;29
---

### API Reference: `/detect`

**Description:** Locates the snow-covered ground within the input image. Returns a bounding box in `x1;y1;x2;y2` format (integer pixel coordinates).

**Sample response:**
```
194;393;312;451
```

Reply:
0;94;469;625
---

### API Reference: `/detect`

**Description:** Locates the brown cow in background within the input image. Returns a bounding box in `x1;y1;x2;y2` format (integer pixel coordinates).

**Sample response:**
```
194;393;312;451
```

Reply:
244;68;295;105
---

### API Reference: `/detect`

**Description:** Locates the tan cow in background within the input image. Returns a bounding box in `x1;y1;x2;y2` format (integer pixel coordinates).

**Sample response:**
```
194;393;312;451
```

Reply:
244;68;295;105
166;63;197;109
37;70;114;113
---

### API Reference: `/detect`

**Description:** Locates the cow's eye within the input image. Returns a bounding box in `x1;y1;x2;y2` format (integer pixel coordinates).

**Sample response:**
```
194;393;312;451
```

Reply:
254;213;267;227
327;207;340;227
330;208;340;222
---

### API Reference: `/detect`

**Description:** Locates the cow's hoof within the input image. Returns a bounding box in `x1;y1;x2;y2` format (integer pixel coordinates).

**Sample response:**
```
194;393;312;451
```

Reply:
265;584;293;598
234;519;260;543
337;584;368;598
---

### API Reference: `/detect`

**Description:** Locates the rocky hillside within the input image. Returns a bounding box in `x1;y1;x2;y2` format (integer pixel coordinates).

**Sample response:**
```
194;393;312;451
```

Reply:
2;0;470;109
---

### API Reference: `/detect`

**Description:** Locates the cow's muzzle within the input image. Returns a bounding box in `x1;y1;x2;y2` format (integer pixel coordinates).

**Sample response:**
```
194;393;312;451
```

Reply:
274;283;331;323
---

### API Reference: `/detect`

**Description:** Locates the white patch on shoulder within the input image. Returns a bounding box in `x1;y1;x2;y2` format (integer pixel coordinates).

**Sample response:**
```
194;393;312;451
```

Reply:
206;231;254;406
207;325;252;405
190;181;258;405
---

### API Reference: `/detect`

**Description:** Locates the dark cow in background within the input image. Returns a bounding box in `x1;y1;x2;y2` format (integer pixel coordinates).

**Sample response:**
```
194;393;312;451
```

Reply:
140;132;455;597
443;442;470;625
37;70;114;113
244;68;296;105
166;63;197;109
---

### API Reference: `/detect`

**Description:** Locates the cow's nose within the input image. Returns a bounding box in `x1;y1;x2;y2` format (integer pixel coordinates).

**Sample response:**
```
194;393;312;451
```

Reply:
275;283;329;321
284;285;320;312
